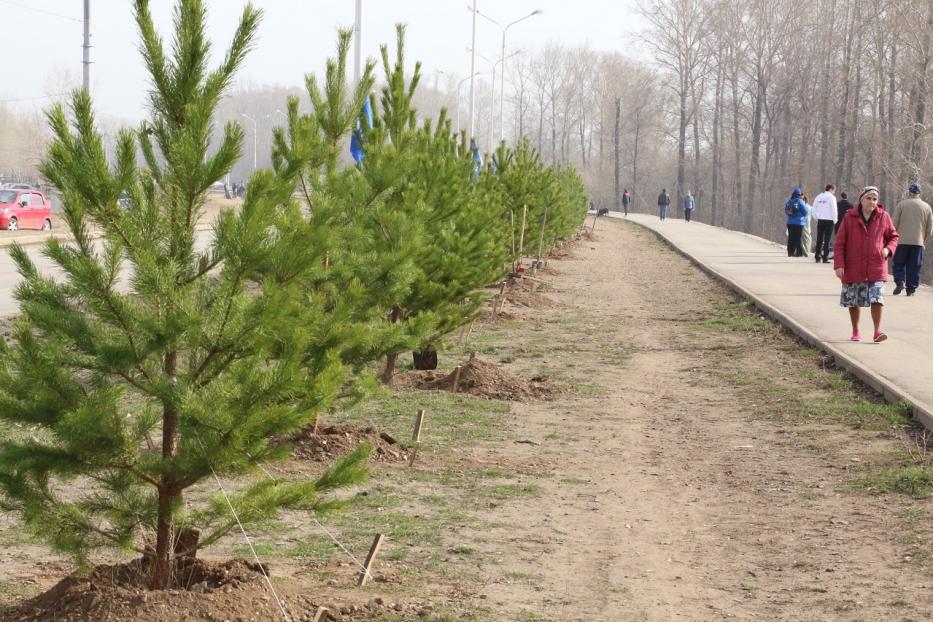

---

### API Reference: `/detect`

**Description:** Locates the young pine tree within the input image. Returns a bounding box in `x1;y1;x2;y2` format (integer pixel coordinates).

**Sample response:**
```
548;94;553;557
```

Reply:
0;0;369;590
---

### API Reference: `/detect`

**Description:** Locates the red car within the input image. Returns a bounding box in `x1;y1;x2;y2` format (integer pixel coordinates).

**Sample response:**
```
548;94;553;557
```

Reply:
0;189;52;231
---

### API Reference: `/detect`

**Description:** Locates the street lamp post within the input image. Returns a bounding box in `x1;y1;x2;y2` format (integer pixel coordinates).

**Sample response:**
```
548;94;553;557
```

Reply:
467;48;496;148
468;0;477;139
240;113;257;171
469;7;542;142
456;73;481;130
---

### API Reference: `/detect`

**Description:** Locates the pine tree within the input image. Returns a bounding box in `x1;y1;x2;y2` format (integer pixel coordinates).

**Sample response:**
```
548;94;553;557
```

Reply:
350;26;509;381
0;0;369;590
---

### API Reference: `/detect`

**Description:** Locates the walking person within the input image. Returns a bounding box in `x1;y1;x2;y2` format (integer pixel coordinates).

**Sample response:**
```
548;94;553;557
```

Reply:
683;190;695;222
622;189;632;216
833;186;899;343
784;187;809;257
657;189;670;221
891;183;933;296
801;193;813;257
835;191;853;233
811;184;837;263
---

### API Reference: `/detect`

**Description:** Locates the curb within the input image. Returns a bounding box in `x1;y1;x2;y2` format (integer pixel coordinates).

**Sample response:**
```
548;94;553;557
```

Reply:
624;218;933;433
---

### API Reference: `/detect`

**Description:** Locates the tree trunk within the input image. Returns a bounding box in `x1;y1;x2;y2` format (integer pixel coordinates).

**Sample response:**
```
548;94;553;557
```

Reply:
614;97;621;211
745;75;764;233
712;61;723;226
150;350;178;590
677;86;688;213
412;349;438;370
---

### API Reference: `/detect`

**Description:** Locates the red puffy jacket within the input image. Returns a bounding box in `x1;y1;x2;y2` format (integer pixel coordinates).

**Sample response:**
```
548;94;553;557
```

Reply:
833;204;899;284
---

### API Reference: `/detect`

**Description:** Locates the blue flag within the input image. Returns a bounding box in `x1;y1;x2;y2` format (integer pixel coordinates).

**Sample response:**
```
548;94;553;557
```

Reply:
350;95;374;163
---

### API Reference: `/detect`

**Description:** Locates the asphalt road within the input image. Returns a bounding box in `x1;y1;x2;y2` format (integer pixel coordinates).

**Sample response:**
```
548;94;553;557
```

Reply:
0;233;213;317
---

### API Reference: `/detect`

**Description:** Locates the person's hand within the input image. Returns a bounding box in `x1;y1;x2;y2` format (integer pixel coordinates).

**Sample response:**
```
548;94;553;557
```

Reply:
882;248;891;258
834;268;844;280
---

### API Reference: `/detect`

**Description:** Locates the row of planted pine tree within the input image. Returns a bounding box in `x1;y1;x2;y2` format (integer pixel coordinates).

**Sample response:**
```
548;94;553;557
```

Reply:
0;1;586;590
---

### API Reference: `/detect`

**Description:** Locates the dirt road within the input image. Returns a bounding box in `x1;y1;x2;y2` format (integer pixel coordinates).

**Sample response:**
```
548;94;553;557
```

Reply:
459;217;933;621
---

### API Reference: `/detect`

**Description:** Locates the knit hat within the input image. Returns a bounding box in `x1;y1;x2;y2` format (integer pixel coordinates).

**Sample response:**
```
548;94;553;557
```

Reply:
859;186;880;202
909;183;921;194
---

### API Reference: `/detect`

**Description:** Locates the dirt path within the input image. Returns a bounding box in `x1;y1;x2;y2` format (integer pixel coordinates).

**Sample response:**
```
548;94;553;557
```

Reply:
460;218;933;621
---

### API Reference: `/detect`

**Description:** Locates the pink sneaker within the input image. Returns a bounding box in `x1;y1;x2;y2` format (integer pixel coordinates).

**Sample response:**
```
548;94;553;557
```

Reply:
850;333;861;342
873;331;887;343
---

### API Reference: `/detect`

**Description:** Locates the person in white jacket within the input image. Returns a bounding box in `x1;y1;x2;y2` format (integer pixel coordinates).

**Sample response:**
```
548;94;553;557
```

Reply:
811;184;838;263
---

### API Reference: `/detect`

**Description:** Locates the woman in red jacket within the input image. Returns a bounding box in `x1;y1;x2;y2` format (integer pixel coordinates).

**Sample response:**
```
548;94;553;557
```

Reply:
833;186;899;342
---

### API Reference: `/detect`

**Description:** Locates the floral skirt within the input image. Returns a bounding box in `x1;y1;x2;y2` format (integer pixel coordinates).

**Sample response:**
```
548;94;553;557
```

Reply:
839;281;885;307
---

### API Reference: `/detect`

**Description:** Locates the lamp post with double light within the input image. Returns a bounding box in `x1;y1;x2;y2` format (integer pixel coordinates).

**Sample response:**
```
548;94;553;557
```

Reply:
468;7;542;141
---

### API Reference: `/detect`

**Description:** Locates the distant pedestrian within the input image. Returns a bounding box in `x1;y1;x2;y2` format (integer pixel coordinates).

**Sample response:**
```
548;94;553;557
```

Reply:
835;191;853;233
657;189;670;221
622;189;631;216
683;191;695;222
801;193;813;257
784;187;809;257
811;184;837;263
833;186;899;343
891;183;933;296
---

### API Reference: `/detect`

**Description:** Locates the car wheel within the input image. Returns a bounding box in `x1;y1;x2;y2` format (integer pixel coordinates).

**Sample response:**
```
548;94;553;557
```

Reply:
41;219;52;231
7;217;17;231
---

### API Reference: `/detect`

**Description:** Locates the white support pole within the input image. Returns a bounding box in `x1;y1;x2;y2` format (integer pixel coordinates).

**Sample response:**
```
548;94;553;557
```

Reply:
353;0;362;85
468;0;478;139
82;0;91;93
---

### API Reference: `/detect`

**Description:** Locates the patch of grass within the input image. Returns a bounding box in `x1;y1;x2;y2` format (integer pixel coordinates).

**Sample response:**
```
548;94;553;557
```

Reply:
332;389;510;452
480;483;541;499
559;477;588;485
854;466;933;498
505;570;534;580
451;546;475;555
695;301;772;333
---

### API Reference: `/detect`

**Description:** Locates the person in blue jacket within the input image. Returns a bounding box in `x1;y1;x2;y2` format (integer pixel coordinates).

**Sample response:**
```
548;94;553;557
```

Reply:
785;187;810;257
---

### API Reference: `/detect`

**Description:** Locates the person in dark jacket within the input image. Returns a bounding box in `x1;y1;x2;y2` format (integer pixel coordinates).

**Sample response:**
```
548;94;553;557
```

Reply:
835;192;853;233
622;189;631;216
657;189;670;221
833;186;899;343
784;187;809;257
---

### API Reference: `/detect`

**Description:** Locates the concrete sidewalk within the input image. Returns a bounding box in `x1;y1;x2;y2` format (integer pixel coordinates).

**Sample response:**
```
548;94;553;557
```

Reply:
612;212;933;431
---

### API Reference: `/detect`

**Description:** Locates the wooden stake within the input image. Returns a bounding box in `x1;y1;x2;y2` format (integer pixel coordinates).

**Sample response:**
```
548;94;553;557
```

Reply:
517;205;528;265
407;443;420;467
356;534;385;587
312;606;330;622
412;409;426;442
493;281;507;317
536;206;549;266
451;365;463;393
509;209;516;256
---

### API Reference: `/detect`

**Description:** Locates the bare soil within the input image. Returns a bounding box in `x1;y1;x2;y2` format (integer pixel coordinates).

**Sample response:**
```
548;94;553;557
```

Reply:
2;217;932;621
290;424;411;464
393;357;564;401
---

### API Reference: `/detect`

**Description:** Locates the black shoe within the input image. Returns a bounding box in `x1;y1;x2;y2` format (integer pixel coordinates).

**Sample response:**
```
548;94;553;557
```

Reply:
906;289;915;296
893;283;904;295
815;257;821;263
822;259;830;263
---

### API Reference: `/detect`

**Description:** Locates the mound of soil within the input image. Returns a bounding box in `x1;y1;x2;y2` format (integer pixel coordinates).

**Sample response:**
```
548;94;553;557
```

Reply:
291;424;410;463
4;558;315;622
395;358;563;401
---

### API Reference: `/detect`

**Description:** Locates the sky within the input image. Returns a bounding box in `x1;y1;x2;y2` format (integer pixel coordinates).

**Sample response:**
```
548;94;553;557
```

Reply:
0;0;648;122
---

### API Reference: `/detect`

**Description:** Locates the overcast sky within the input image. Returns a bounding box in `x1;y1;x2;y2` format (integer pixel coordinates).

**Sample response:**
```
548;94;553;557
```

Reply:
0;0;647;122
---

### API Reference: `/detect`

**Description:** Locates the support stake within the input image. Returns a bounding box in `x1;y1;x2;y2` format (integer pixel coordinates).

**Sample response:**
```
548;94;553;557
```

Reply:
451;365;463;393
356;534;385;587
312;606;330;622
412;409;426;442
